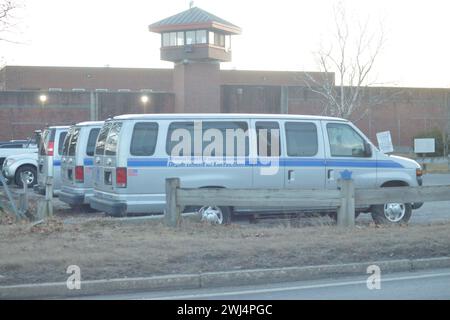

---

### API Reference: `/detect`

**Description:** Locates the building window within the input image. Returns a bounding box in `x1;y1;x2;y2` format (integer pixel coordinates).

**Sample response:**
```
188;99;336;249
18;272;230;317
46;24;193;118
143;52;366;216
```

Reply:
225;35;231;51
186;31;195;45
196;30;207;44
177;32;184;46
169;32;177;46
162;33;170;47
214;33;225;47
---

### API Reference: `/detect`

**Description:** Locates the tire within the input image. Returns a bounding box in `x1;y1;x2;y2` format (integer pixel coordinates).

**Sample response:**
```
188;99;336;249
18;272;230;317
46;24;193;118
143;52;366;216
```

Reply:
15;165;37;188
371;203;412;225
195;205;232;225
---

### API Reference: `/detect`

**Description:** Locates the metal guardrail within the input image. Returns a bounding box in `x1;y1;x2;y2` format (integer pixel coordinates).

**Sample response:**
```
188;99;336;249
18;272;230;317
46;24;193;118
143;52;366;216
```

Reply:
164;177;450;227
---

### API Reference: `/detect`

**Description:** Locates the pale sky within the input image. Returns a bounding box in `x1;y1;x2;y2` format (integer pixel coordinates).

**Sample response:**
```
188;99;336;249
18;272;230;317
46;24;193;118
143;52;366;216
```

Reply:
1;0;450;88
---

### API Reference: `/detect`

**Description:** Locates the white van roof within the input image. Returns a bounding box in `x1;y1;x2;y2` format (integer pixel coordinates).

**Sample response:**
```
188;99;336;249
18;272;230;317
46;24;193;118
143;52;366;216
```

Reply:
48;125;71;129
111;113;348;122
75;121;104;127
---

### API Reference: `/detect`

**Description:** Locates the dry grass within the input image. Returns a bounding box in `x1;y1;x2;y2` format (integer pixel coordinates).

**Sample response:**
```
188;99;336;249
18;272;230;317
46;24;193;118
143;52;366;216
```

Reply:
0;214;450;285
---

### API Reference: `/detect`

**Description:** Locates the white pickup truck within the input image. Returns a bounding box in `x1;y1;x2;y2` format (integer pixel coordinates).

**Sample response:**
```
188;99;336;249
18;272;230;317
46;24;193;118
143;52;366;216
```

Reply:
0;138;39;187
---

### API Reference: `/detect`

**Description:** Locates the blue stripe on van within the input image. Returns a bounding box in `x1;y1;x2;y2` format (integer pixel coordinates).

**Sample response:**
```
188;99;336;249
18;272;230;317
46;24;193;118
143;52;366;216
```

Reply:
126;158;404;168
53;160;61;166
84;158;94;166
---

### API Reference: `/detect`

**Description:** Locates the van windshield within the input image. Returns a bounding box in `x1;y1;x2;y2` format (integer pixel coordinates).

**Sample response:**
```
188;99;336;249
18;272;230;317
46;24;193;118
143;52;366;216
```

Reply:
95;122;112;156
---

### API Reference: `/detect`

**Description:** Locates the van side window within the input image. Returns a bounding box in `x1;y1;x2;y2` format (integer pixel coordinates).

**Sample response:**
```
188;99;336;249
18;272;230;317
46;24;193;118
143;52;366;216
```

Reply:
68;128;80;156
166;121;249;157
202;122;249;157
58;132;67;156
326;123;367;157
105;122;123;156
86;128;100;156
285;122;318;157
256;122;280;157
95;122;112;156
130;123;158;156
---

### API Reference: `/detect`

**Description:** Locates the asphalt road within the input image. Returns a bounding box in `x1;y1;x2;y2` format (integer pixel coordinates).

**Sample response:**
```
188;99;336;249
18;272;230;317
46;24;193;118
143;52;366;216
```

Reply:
78;268;450;300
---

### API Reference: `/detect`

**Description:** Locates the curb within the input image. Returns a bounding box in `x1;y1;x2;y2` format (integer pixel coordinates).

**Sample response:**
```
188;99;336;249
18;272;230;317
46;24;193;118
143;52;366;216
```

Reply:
1;257;450;299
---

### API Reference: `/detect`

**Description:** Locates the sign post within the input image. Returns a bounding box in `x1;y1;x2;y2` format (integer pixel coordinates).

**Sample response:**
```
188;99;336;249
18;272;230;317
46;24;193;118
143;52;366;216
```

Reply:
414;138;435;171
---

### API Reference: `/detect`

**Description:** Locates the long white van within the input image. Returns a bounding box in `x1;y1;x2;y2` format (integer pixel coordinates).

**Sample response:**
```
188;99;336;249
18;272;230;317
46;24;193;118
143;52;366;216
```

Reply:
35;126;70;195
59;121;104;208
89;114;423;224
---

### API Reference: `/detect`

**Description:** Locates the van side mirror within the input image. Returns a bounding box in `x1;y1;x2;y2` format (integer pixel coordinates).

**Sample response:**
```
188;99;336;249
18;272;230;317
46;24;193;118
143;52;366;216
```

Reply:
364;142;372;157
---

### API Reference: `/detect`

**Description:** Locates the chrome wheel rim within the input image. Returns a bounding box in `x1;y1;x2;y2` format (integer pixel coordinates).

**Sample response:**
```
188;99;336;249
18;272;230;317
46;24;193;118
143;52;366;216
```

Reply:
22;171;35;185
199;206;223;224
383;203;406;222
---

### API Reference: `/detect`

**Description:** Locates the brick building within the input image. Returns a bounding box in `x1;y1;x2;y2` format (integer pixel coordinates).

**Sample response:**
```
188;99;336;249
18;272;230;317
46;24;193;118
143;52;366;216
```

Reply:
0;6;449;151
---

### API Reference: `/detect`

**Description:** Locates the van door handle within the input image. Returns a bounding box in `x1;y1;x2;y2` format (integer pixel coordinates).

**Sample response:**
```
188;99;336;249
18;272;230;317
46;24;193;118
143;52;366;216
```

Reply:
327;169;334;180
95;157;101;164
288;170;295;181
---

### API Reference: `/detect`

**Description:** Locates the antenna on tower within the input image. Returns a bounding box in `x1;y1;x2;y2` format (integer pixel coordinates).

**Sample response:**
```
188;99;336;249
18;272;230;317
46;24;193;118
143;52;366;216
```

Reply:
189;1;194;9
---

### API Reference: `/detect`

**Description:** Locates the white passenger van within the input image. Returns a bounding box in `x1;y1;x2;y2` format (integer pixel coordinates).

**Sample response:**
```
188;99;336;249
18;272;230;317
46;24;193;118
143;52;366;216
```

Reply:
35;126;70;195
89;114;423;224
59;121;104;208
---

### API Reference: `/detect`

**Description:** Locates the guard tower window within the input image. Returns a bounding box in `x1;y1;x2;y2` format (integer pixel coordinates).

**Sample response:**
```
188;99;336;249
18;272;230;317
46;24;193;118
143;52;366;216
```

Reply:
186;31;196;45
214;33;225;47
177;32;184;46
196;30;207;44
162;32;181;47
162;33;170;47
169;32;177;46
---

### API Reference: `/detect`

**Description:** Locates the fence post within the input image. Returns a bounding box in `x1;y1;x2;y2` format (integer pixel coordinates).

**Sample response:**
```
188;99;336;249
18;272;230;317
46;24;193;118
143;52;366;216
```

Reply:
18;173;29;216
337;170;355;227
165;178;181;227
45;176;54;218
37;176;53;219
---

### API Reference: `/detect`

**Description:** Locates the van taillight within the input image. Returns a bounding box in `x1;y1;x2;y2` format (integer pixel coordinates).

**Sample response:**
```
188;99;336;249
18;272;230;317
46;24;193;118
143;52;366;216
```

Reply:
75;166;84;183
116;167;127;188
47;141;54;156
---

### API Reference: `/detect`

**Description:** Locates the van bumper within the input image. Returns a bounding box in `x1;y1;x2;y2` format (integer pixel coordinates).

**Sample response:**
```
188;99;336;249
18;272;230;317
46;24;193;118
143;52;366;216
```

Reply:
59;190;85;206
89;196;127;216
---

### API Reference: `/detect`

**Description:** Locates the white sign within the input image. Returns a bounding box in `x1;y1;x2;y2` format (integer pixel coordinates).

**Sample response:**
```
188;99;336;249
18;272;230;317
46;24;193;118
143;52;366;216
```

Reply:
376;131;394;153
414;138;435;153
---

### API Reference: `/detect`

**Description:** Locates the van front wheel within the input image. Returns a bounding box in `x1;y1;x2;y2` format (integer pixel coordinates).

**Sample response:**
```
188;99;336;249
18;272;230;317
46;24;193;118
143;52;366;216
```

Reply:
371;203;412;225
198;206;232;225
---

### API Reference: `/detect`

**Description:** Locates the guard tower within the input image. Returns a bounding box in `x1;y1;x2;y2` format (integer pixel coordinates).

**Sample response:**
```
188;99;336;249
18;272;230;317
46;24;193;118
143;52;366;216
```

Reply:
149;6;241;113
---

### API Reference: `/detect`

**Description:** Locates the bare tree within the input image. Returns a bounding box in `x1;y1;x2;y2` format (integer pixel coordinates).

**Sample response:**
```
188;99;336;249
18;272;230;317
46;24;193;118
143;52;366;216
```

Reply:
304;3;389;119
0;0;20;43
